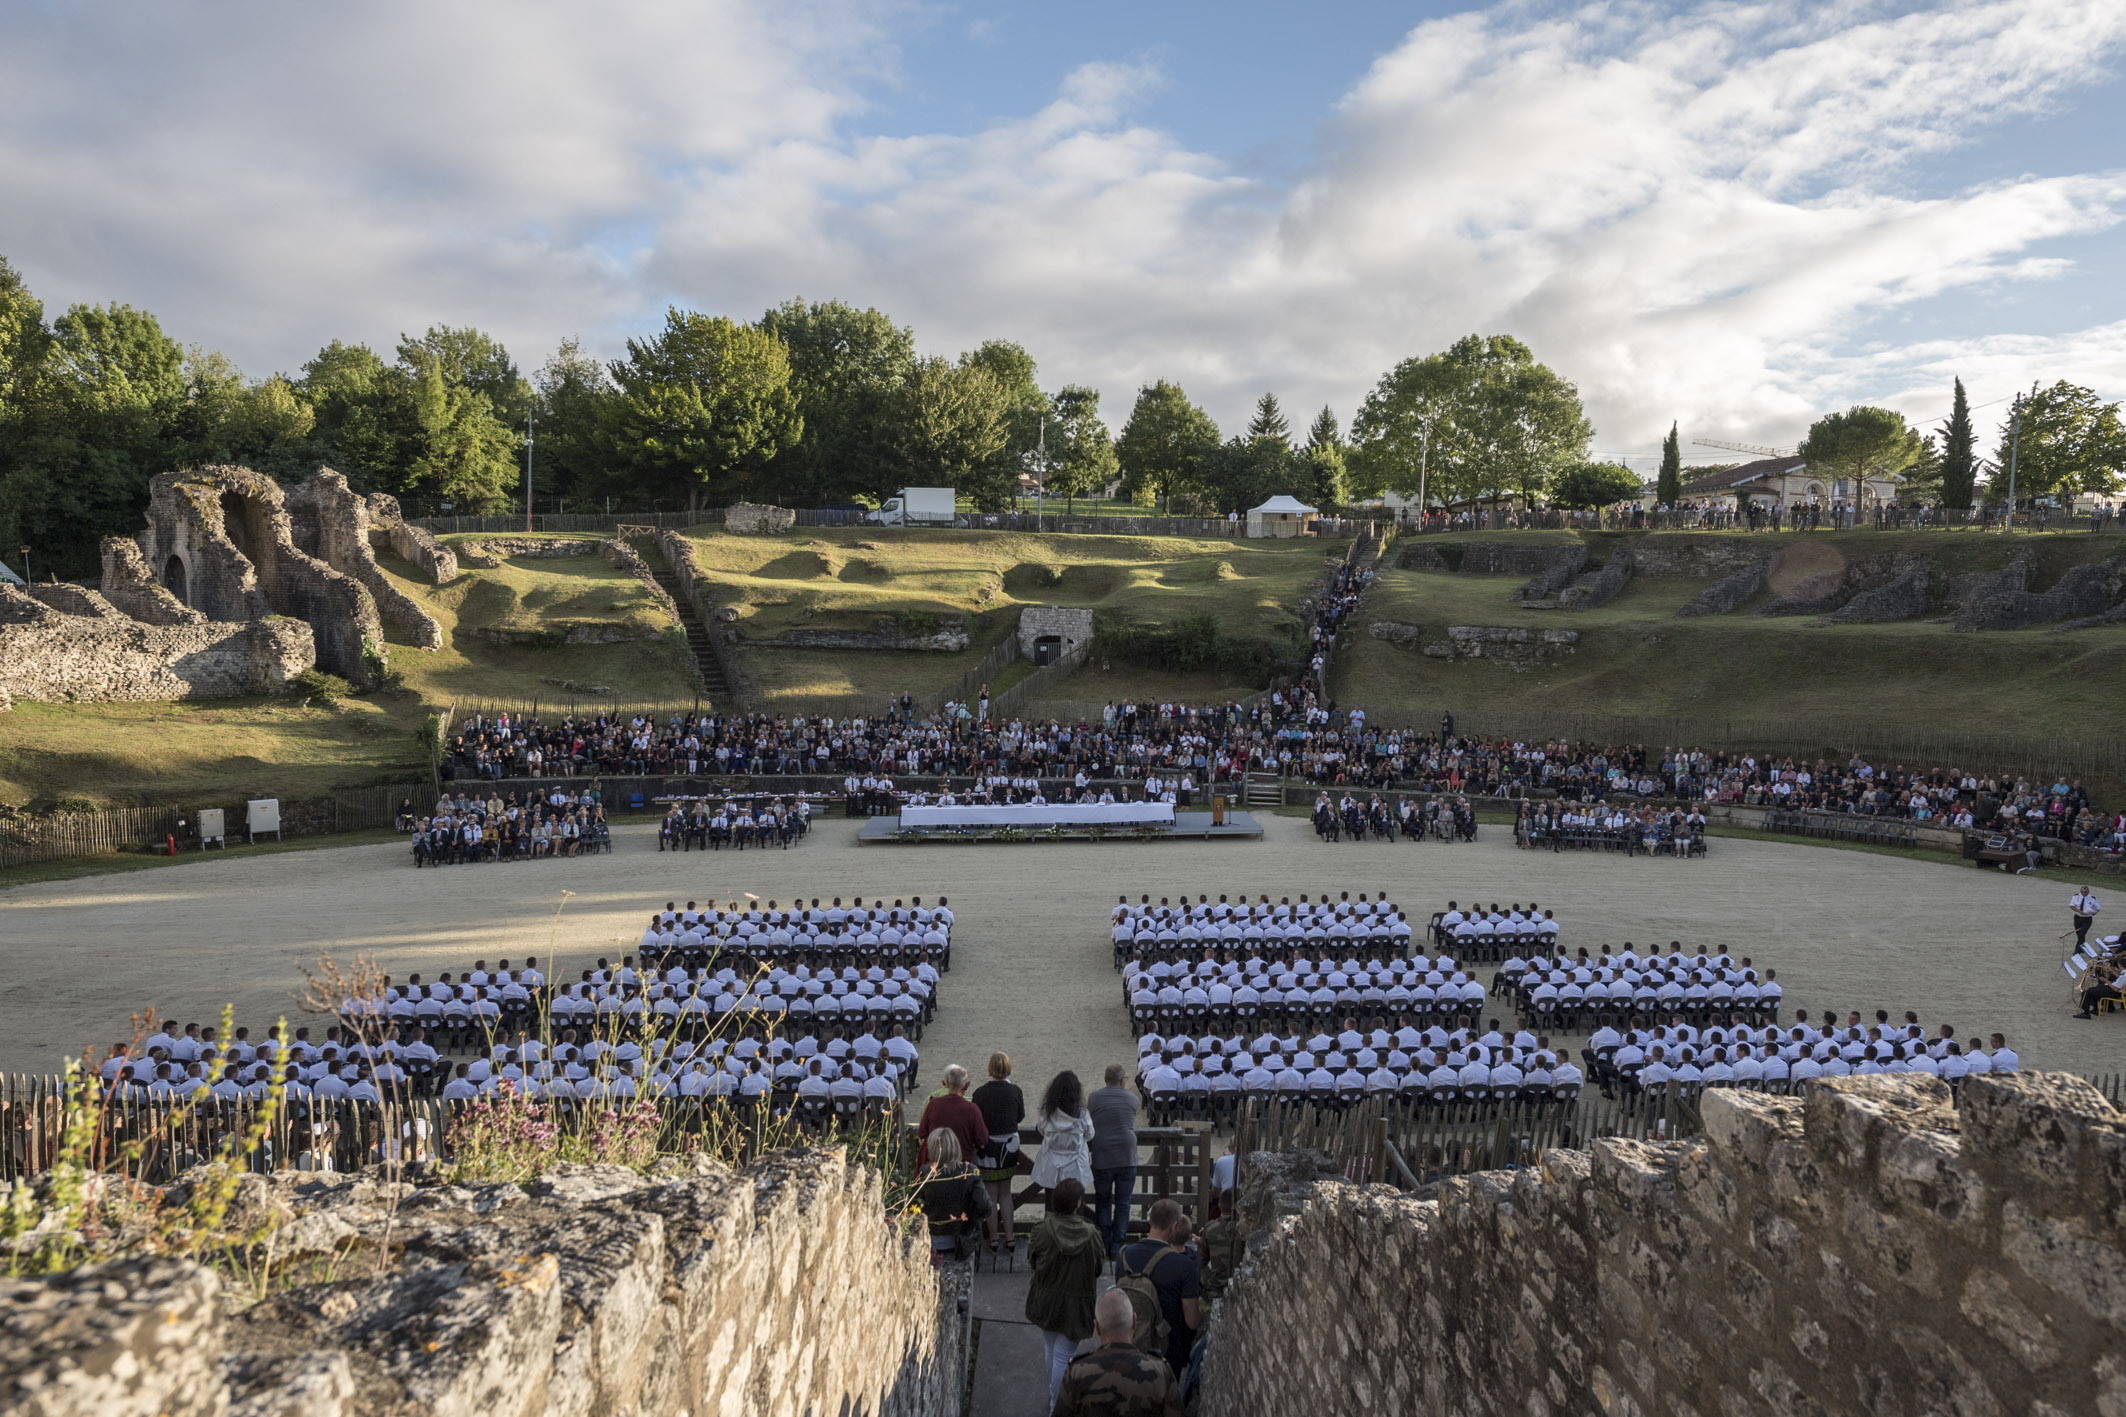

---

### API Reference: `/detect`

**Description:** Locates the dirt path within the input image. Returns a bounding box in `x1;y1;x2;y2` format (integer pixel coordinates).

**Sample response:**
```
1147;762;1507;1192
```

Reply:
0;817;2102;1087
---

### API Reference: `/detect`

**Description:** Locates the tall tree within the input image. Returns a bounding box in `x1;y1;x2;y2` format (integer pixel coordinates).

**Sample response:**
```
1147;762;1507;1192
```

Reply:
1939;377;1977;510
0;255;49;427
1657;422;1681;505
397;325;533;428
299;340;411;487
1986;380;2126;503
1899;434;1944;504
604;308;803;515
1350;334;1591;508
1115;380;1220;510
894;356;1012;509
1550;461;1642;509
530;337;615;507
1041;384;1117;509
1304;405;1347;507
1797;406;1922;502
1246;392;1291;447
403;350;521;509
759;299;915;503
960;339;1045;488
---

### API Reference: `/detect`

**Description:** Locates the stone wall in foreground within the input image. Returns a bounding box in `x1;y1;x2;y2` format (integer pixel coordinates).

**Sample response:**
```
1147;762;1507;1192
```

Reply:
0;1149;963;1417
1202;1072;2126;1417
0;585;313;704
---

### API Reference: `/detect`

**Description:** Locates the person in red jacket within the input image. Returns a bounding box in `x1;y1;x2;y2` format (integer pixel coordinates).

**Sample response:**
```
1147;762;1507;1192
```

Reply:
917;1064;989;1167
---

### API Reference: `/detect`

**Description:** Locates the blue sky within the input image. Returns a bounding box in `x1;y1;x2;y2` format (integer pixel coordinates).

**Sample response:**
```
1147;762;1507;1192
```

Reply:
2;0;2123;460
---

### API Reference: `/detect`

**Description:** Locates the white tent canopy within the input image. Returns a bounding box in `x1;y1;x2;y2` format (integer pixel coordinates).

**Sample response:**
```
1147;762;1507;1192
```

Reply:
0;559;22;586
1250;495;1317;515
1245;494;1319;538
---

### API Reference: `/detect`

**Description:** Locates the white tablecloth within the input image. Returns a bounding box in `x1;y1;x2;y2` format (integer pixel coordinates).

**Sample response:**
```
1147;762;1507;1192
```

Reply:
897;802;1176;829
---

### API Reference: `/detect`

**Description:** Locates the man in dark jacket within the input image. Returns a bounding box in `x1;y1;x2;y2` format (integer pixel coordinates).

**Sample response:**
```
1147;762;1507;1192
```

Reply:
1055;1289;1184;1417
1088;1064;1140;1258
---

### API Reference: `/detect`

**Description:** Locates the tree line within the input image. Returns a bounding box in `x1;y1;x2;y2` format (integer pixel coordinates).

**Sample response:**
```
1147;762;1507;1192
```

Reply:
3;251;2119;576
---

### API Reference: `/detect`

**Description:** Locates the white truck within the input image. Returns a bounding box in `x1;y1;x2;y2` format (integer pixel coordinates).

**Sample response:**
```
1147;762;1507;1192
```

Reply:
864;487;959;527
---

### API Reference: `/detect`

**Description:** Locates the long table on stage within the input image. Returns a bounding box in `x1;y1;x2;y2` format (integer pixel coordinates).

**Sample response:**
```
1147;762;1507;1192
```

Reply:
895;802;1177;829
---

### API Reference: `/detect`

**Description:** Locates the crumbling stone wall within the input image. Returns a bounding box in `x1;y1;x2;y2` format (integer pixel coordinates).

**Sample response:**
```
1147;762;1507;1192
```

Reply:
725;501;798;535
97;538;204;626
454;538;605;568
286;471;446;650
0;585;312;703
359;492;458;584
1957;556;2124;631
1417;625;1579;666
118;466;384;684
0;1150;963;1417
1557;548;1634;609
1399;541;1584;579
1626;539;1770;578
1825;558;1933;624
1202;1072;2126;1417
1676;557;1772;617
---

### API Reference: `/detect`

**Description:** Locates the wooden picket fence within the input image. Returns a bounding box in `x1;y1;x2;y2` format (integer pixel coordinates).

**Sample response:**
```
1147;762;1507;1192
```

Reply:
0;784;428;869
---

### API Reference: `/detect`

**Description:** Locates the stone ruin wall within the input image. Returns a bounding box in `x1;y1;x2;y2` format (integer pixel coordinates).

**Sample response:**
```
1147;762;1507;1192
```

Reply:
1202;1072;2126;1417
284;472;445;651
0;584;312;705
1;1149;966;1417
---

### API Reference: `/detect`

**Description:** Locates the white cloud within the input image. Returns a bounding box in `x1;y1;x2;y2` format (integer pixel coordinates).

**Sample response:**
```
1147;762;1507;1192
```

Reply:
1;0;2123;456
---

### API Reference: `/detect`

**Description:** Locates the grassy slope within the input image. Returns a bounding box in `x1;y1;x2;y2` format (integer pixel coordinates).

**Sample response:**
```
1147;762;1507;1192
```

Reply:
0;551;697;809
1332;530;2126;754
678;526;1346;708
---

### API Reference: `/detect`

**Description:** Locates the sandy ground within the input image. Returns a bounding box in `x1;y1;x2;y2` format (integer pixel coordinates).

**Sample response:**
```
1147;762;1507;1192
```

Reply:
0;816;2112;1088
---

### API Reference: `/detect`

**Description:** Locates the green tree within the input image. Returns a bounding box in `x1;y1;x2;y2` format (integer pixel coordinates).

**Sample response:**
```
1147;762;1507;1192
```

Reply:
1205;434;1312;513
1939;377;1977;510
759;299;916;503
299;340;413;486
1351;334;1591;508
1304;406;1347;507
1246;392;1290;447
1041;384;1117;509
1549;461;1643;509
958;340;1044;503
1899;434;1943;504
403;351;520;509
1657;423;1681;505
1115;379;1220;510
1988;381;2126;503
605;308;803;515
894;356;1013;509
397;325;533;428
1797;405;1922;503
0;255;50;427
530;337;615;508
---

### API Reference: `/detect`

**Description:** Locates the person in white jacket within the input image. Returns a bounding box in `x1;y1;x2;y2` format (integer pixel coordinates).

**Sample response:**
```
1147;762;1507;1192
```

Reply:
1028;1070;1096;1203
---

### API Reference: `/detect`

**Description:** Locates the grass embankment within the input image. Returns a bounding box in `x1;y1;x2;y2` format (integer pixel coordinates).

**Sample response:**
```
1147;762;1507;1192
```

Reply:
1333;530;2126;772
0;546;696;809
678;526;1346;710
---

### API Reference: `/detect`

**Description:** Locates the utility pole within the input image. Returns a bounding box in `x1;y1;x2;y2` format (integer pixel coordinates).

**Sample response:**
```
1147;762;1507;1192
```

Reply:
2002;393;2025;534
1036;414;1046;523
1416;416;1432;528
525;410;536;533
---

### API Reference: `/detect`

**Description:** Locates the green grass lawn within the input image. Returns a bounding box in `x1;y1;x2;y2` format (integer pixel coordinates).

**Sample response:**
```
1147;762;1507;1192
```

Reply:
677;526;1347;711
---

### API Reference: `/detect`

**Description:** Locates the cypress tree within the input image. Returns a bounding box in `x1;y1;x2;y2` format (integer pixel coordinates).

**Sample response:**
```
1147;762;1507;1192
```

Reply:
1657;422;1682;505
1940;378;1976;509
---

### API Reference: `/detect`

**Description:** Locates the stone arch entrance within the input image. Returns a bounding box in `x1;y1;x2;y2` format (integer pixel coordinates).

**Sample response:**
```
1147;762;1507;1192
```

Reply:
1033;635;1063;666
163;553;188;607
220;489;268;568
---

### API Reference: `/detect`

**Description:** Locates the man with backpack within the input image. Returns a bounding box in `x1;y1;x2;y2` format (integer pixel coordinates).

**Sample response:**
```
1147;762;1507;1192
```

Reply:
1115;1199;1202;1379
1055;1289;1184;1417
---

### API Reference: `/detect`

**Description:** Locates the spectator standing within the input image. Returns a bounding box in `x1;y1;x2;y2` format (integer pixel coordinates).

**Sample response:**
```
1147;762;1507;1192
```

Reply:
1029;1070;1096;1200
1055;1289;1184;1417
1117;1198;1202;1379
972;1052;1026;1253
916;1065;989;1168
1088;1064;1141;1258
2072;887;2102;947
1026;1178;1105;1409
916;1129;992;1265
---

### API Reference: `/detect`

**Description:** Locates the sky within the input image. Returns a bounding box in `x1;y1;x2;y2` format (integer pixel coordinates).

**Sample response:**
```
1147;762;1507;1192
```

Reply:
3;0;2124;466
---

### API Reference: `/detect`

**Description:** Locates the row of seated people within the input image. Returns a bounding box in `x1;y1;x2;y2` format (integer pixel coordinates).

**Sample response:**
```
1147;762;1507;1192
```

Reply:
637;898;957;971
104;1017;922;1105
1428;903;1563;963
409;800;612;865
1489;949;1785;1028
1125;966;1500;1031
1581;1012;2021;1097
654;796;814;851
1126;1023;1587;1123
1515;802;1709;857
1311;792;1478;843
1111;894;1417;966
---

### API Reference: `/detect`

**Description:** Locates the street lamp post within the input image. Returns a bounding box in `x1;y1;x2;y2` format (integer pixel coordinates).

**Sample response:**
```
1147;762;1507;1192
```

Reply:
2002;393;2025;535
525;411;536;534
17;545;26;583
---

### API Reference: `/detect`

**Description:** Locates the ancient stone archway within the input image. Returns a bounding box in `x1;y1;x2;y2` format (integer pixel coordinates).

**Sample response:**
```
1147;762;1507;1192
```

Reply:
163;553;187;607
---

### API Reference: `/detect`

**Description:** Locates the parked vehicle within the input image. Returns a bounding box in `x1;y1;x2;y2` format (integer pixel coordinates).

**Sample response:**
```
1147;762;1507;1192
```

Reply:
864;487;960;527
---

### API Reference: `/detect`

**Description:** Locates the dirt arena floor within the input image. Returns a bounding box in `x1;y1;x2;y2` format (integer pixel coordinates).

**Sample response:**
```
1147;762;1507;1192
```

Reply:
0;815;2112;1087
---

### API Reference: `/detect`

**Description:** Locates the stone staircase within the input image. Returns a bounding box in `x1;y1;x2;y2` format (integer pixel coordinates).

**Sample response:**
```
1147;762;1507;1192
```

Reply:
636;542;732;705
1243;772;1285;808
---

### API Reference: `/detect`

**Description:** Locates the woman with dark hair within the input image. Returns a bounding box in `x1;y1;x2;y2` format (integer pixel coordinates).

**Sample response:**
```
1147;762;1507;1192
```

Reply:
1027;1070;1094;1200
972;1051;1026;1254
1024;1178;1103;1407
